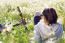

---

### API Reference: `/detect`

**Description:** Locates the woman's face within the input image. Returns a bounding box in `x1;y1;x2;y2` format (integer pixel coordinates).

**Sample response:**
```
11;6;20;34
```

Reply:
41;16;49;25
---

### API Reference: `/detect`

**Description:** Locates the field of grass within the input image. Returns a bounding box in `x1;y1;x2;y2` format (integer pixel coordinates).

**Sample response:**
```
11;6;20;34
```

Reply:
0;0;65;43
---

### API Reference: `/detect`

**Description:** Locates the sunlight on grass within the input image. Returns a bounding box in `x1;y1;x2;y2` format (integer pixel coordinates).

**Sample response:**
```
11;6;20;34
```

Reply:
0;0;65;43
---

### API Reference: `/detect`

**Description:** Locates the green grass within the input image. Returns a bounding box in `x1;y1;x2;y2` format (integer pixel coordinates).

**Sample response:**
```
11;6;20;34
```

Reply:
0;0;65;43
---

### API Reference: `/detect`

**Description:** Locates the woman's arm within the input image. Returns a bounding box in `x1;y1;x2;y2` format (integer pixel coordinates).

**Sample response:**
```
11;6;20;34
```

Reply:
55;24;63;39
34;25;42;43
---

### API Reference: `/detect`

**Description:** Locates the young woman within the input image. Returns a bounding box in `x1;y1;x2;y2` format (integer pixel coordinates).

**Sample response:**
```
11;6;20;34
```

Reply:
34;8;63;43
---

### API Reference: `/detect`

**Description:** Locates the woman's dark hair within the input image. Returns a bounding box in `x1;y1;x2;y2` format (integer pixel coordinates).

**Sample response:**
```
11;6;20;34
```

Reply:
42;8;58;24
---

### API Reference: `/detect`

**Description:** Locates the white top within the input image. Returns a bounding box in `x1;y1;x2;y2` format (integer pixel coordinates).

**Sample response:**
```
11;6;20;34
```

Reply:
34;19;63;43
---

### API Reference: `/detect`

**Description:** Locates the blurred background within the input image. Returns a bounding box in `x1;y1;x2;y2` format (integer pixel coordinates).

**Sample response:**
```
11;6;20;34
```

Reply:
0;0;65;43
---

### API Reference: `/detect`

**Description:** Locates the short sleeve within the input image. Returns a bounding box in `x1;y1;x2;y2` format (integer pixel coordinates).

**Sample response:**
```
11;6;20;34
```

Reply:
34;25;42;43
55;24;63;39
